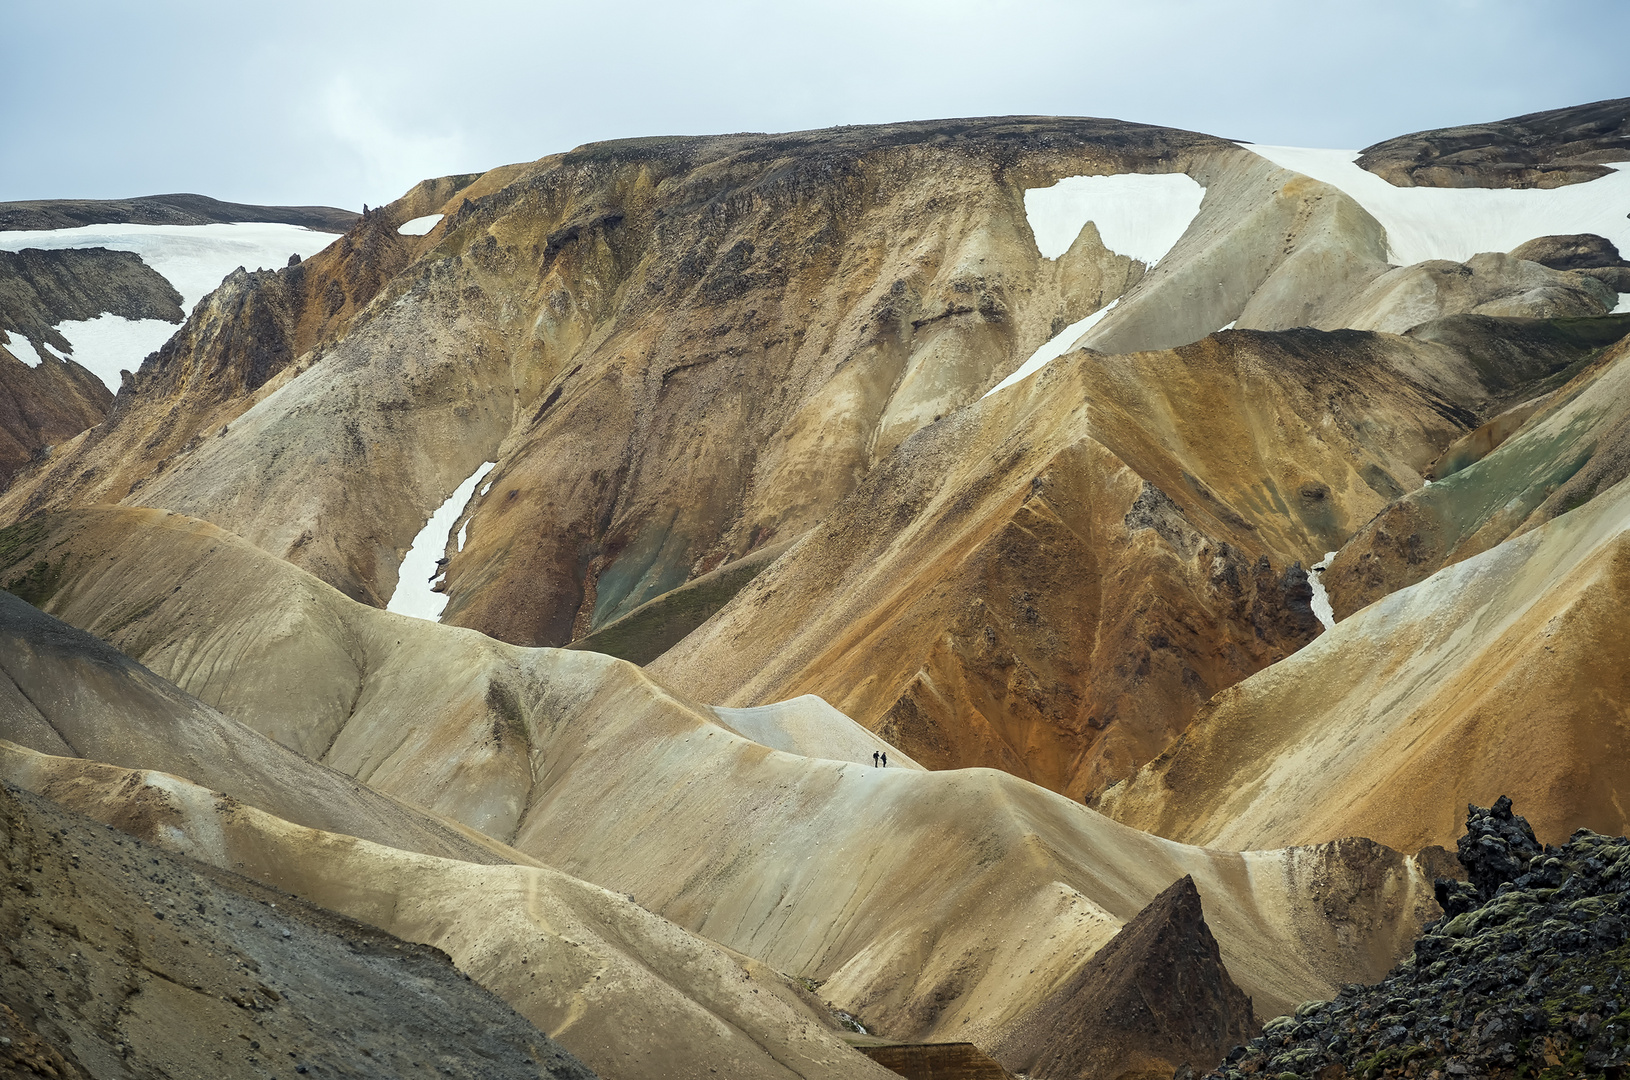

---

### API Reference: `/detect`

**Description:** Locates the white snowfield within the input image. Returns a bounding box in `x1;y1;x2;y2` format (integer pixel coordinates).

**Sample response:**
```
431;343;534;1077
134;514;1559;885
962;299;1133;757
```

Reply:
387;461;496;622
1241;145;1630;266
397;214;443;236
0;222;341;391
983;299;1119;399
1024;172;1207;264
710;695;923;769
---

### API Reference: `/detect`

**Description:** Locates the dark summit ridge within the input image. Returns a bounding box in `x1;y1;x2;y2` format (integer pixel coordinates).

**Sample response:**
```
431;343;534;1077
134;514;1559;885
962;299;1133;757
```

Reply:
994;875;1258;1080
0;193;358;233
1208;799;1630;1080
1357;96;1630;189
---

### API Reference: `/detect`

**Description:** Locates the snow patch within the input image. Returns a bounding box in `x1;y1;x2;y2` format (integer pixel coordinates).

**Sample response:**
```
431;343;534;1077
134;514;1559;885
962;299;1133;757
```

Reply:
1309;551;1339;631
388;461;497;622
0;222;339;312
51;315;179;390
1615;293;1630;315
1218;320;1236;332
3;330;41;367
983;299;1118;398
0;222;340;391
1024;173;1206;264
397;214;443;236
1240;146;1630;266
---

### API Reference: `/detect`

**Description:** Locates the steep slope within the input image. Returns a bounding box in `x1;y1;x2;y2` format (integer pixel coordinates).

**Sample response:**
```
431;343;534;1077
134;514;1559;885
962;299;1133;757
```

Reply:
991;875;1258;1080
1325;318;1630;618
0;341;111;487
1096;462;1630;853
653;325;1563;795
3;746;894;1080
1;782;595;1080
0;505;1438;1035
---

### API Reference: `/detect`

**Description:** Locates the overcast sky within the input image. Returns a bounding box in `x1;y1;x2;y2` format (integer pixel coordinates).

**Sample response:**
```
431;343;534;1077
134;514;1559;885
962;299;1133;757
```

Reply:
4;0;1626;212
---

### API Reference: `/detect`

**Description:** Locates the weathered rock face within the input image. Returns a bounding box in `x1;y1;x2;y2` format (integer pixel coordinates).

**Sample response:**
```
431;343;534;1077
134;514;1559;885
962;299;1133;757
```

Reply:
1357;96;1630;189
992;875;1258;1080
0;782;596;1080
652;326;1562;796
1208;801;1630;1080
1325;319;1630;621
1097;449;1630;853
1510;232;1630;274
0;192;359;233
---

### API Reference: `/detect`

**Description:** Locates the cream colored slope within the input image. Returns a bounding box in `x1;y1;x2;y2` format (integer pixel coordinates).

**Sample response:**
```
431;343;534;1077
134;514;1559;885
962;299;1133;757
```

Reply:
1098;467;1630;853
1;506;1436;1034
0;586;514;866
0;742;892;1080
711;696;924;768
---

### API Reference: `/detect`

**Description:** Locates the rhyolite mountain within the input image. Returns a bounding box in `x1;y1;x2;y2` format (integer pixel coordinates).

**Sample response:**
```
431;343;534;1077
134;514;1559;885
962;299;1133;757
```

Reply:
3;96;1630;1079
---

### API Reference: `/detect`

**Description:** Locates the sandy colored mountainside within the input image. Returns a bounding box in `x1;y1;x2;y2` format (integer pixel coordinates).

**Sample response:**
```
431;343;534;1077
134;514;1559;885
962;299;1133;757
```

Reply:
0;192;360;233
1357;96;1630;189
1097;454;1630;853
0;782;596;1080
6;115;1613;655
652;322;1594;796
0;506;1438;1037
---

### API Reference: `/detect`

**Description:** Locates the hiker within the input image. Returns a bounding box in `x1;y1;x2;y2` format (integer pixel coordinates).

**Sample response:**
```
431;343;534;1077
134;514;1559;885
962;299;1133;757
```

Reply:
872;751;879;767
881;752;887;767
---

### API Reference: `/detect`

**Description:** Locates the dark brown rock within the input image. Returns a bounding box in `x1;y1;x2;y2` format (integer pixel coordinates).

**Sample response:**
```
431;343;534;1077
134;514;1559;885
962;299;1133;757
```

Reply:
860;1042;1014;1080
1508;233;1630;273
991;875;1258;1080
1357;97;1630;189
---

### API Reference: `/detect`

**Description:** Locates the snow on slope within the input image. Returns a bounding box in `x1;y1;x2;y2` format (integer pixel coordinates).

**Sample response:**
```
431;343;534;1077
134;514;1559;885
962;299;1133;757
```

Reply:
397;214;443;236
0;223;340;391
1242;146;1630;266
1024;173;1206;263
45;315;179;390
983;299;1119;398
387;461;496;621
1309;551;1338;631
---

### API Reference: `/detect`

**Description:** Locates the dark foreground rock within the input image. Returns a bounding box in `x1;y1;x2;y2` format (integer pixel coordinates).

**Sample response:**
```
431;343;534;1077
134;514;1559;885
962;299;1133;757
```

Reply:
0;782;596;1080
1206;799;1630;1080
995;875;1258;1079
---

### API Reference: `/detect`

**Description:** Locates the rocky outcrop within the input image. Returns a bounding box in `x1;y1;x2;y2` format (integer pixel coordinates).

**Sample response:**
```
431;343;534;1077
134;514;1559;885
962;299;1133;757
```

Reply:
1207;800;1630;1080
0;781;596;1080
1326;252;1617;335
0;193;359;232
0;246;183;357
992;875;1258;1080
1357;96;1630;189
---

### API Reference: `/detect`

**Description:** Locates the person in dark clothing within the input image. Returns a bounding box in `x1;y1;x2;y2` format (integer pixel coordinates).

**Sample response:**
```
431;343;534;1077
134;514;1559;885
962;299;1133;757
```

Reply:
872;751;880;767
880;752;887;767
